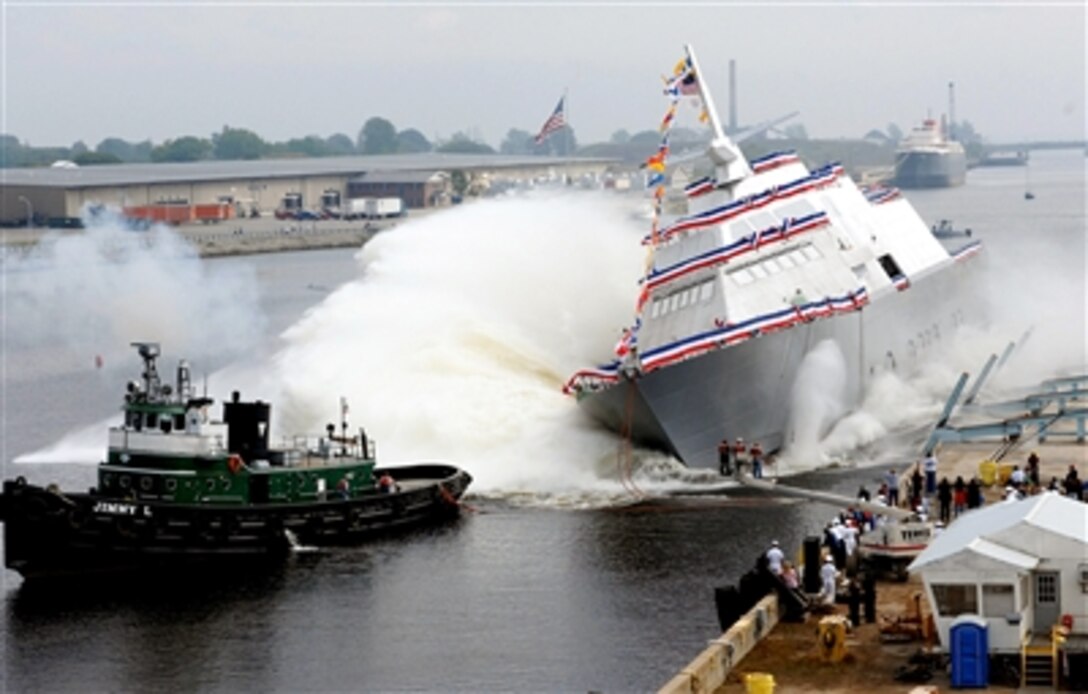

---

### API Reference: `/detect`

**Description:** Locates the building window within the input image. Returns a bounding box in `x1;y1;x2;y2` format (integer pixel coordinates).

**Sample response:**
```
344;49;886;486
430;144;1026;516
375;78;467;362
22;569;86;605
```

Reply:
1036;574;1057;603
982;584;1015;618
931;584;978;617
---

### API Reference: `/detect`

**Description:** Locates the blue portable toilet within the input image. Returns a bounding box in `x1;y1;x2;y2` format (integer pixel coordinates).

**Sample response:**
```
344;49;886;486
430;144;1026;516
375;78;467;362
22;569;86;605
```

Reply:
950;615;989;688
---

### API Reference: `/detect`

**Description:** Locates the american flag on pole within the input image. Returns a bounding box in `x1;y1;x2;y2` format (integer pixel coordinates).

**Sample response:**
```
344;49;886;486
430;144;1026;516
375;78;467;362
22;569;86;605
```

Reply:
534;97;566;144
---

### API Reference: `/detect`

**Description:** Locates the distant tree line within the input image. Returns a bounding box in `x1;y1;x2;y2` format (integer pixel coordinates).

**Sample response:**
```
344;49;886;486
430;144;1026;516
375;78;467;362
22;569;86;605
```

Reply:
0;115;584;168
0;117;997;169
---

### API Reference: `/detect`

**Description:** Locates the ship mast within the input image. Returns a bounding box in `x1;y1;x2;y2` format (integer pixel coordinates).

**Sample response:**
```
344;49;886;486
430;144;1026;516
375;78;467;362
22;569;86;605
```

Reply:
684;44;751;191
947;81;956;141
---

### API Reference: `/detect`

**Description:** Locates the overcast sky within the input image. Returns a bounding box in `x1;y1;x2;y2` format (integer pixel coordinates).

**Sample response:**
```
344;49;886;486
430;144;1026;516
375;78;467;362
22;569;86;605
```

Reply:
2;2;1084;149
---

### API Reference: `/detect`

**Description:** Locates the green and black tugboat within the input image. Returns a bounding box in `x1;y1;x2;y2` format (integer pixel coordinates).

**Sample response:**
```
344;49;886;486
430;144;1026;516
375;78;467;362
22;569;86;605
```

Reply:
0;343;472;580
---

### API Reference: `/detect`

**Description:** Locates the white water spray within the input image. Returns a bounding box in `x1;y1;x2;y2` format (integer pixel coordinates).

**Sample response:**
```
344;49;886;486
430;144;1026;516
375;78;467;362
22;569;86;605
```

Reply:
262;193;653;498
3;206;266;366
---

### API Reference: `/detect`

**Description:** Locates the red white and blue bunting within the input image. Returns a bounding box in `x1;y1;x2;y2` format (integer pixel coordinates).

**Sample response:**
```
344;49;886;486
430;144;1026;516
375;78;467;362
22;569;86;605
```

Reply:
951;241;982;262
563;286;870;394
750;150;801;174
644;211;830;292
646;163;845;244
862;185;901;205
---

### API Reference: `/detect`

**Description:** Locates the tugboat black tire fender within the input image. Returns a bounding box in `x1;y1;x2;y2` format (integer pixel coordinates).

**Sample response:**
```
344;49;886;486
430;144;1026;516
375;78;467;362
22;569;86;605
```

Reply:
347;507;364;528
113;516;137;539
22;495;49;523
67;506;90;531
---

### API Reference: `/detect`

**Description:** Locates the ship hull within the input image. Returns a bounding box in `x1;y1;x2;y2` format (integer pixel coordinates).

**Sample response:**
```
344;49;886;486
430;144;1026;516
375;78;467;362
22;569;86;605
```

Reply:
578;257;983;469
0;464;471;580
894;150;967;188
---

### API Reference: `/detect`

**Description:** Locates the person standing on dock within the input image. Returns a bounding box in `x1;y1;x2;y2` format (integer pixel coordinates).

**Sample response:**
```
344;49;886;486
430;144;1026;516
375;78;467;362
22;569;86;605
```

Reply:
923;452;938;495
1027;451;1041;487
953;476;967;516
717;437;733;476
733;438;748;475
1064;465;1081;500
749;442;765;478
885;468;899;507
937;476;952;524
781;561;799;590
765;540;785;575
967;477;983;509
910;465;924;509
819;555;838;605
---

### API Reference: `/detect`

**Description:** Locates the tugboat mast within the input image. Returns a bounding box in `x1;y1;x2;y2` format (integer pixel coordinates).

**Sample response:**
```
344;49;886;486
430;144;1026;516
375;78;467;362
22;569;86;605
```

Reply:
131;341;162;402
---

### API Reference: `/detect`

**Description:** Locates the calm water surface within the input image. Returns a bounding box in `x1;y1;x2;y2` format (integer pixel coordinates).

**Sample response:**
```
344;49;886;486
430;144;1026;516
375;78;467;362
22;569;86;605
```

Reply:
1;151;1083;691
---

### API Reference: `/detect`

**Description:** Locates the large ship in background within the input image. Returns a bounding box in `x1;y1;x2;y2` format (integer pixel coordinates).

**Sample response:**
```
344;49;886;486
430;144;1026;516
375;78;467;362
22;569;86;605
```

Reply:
564;45;985;470
893;117;967;188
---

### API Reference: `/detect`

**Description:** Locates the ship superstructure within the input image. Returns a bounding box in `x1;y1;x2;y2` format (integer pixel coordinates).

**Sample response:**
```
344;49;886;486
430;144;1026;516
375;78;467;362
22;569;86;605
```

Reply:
564;45;984;469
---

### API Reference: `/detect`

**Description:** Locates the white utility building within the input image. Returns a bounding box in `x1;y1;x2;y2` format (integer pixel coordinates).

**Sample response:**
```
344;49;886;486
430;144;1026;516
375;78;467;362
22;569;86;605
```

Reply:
909;492;1087;654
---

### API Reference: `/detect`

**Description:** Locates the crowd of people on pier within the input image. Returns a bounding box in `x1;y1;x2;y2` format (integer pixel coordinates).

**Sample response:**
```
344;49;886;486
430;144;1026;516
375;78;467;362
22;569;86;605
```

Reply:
863;450;1087;526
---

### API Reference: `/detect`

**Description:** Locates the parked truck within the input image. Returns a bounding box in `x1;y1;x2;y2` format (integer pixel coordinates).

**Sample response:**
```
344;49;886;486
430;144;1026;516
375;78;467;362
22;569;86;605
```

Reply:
343;197;405;220
369;197;404;218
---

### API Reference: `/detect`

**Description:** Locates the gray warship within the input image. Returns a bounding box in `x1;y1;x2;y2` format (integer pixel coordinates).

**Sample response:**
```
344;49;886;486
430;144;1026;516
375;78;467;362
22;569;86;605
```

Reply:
564;45;985;469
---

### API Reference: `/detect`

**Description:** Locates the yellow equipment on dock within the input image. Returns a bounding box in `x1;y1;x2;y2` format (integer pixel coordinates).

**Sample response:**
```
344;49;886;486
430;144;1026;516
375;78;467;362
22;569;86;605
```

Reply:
818;615;849;663
744;672;775;694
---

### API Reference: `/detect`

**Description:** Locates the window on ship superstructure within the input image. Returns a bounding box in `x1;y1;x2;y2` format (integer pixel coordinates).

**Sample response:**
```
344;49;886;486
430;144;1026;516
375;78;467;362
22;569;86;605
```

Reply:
731;268;754;286
699;281;714;302
877;253;903;281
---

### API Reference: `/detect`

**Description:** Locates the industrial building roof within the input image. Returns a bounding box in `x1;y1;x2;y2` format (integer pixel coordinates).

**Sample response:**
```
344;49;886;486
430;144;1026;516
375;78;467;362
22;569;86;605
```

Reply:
348;170;447;184
0;153;616;189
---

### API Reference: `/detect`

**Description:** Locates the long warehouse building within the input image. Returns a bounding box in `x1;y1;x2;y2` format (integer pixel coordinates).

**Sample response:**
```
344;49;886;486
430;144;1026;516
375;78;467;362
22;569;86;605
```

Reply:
0;153;619;226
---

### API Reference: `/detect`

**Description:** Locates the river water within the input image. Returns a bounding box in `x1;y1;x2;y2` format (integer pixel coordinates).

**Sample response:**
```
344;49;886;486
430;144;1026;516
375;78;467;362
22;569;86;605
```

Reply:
0;150;1083;691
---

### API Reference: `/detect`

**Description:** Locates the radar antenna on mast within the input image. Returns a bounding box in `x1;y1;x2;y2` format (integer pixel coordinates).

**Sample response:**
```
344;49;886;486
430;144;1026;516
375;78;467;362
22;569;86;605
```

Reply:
130;342;162;400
